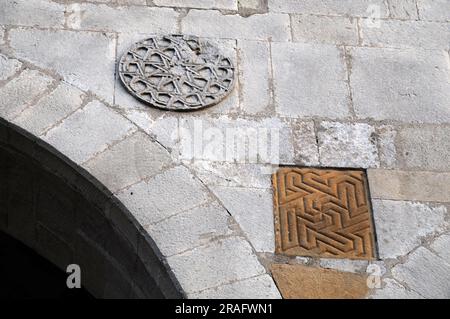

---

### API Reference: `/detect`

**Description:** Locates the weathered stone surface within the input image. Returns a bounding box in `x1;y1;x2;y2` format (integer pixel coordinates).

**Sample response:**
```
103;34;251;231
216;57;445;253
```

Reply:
418;0;450;22
272;42;349;119
388;0;419;19
147;201;232;257
319;259;369;274
370;278;423;299
181;10;291;41
271;264;369;299
0;69;53;120
318;122;379;168
238;40;271;114
14;82;85;136
9;28;116;103
0;26;5;46
372;200;448;259
84;131;171;193
0;54;22;81
392;246;450;298
0;0;65;27
154;0;237;10
292;121;319;166
360;19;450;49
238;0;268;16
269;0;388;17
211;186;275;252
291;15;359;45
66;3;178;33
350;47;450;123
397;126;450;171
189;274;281;299
122;110;179;151
175;115;295;165
116;166;210;225
368;169;450;203
190;161;273;189
430;233;450;262
376;125;396;168
167;237;266;293
43;100;136;164
273;168;375;259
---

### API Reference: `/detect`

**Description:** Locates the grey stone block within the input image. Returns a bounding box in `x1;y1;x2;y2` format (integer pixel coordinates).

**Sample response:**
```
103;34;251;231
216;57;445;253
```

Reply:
388;0;419;19
9;28;116;103
368;169;450;203
238;0;269;16
122;110;179;151
319;259;369;274
360;19;450;50
397;126;450;171
117;166;210;225
392;246;450;298
291;14;359;45
211;185;275;252
292;120;319;166
269;0;389;17
417;0;450;22
147;201;233;257
42;100;136;164
84;131;171;193
376;125;396;168
167;237;266;293
189;161;273;189
238;40;272;114
66;2;179;33
0;0;65;27
272;42;350;119
372;199;448;259
14;82;86;136
175;115;295;165
154;0;237;10
189;274;281;299
0;69;54;120
318;121;379;168
0;54;22;81
0;26;5;46
349;47;450;123
181;10;290;41
430;233;450;263
371;278;423;299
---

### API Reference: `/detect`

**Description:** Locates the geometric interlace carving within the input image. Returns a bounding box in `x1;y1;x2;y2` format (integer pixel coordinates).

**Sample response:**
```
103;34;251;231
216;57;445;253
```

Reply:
118;34;235;111
273;168;375;260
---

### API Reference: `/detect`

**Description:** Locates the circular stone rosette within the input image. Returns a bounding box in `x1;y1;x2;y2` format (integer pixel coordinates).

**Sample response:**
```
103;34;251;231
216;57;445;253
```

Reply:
118;34;235;111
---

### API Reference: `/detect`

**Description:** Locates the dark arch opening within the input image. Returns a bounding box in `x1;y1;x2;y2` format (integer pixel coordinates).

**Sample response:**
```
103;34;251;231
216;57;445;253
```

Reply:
0;119;182;299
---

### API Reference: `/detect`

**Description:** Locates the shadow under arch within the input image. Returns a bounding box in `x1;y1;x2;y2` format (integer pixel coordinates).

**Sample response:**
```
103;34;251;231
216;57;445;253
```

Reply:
0;118;182;299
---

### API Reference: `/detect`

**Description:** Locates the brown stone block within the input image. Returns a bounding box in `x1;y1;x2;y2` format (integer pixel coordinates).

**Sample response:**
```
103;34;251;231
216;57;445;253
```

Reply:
271;264;368;299
272;167;376;260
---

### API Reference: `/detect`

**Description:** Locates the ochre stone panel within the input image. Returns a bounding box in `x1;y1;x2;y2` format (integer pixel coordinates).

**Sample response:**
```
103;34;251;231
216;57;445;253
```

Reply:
271;264;369;299
272;168;375;260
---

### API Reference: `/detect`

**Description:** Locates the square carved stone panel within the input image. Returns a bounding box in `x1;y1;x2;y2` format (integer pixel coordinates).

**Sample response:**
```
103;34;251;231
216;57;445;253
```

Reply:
272;167;376;260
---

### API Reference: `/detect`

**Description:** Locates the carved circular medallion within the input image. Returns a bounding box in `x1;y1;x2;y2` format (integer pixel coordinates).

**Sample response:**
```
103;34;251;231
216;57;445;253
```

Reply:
118;35;235;111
